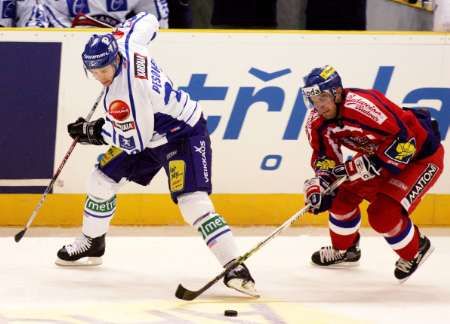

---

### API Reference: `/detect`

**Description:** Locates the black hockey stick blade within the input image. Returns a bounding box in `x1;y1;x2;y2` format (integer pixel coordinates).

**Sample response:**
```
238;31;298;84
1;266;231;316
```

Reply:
175;284;198;301
175;260;240;301
14;229;27;242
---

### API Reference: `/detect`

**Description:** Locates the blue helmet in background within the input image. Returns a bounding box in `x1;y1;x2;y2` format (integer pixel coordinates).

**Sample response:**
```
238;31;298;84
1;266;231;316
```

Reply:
302;65;342;108
82;34;119;70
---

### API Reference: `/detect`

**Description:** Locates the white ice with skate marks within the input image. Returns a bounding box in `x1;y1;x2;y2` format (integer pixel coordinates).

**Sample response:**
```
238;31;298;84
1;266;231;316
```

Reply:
1;227;450;324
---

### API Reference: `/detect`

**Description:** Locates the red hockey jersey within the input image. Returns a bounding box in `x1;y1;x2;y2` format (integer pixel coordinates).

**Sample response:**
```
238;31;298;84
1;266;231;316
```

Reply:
306;88;439;175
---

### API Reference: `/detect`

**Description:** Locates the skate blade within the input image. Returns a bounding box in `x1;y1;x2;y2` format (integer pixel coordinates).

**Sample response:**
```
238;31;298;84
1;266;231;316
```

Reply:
55;257;103;267
398;245;435;284
310;260;360;268
226;279;260;298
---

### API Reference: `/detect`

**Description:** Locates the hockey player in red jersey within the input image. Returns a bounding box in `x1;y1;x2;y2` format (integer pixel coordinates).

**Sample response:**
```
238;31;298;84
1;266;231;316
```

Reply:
302;65;444;282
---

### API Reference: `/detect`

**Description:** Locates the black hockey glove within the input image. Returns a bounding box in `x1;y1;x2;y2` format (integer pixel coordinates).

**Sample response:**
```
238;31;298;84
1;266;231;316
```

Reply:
333;154;381;182
67;117;107;145
303;176;334;214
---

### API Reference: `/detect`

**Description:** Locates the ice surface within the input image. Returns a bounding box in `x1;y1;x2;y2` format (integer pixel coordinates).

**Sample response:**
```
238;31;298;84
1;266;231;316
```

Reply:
1;227;449;324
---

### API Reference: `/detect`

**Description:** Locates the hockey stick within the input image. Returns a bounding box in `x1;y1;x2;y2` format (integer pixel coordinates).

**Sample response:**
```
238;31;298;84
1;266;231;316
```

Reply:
71;13;114;28
14;88;106;243
175;175;348;300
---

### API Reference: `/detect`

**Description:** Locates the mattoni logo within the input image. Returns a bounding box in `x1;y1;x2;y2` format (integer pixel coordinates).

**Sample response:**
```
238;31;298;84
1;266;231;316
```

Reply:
401;163;439;210
108;100;130;121
194;140;209;183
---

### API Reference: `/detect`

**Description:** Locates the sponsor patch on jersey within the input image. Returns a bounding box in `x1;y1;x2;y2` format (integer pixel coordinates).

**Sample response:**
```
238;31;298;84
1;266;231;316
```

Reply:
118;134;136;150
345;92;388;125
401;163;439;211
315;158;336;171
106;0;127;12
108;100;130;121
194;140;210;183
113;121;135;132
319;66;335;80
66;0;90;17
388;178;408;191
99;146;123;167
384;137;416;164
169;160;185;192
2;0;15;19
134;53;148;79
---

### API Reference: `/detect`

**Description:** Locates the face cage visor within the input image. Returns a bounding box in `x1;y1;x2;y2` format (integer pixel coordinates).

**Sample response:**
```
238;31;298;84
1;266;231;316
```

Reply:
302;85;335;110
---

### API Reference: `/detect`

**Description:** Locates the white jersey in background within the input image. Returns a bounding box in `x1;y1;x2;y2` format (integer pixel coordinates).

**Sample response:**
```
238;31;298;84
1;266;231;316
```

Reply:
101;12;201;154
44;0;168;28
0;0;15;26
15;0;50;27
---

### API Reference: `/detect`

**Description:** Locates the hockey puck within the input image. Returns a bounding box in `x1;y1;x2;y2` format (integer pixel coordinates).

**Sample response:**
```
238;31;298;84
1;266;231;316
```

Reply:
224;310;238;317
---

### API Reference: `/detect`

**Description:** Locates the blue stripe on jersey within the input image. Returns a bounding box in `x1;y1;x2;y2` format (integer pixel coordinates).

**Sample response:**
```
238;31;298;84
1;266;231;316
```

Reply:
103;87;109;112
153;0;162;20
124;14;149;152
102;129;111;138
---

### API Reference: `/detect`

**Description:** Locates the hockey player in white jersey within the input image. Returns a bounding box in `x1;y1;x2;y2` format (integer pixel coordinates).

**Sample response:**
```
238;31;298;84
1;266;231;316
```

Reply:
15;0;51;27
55;12;258;298
42;0;168;28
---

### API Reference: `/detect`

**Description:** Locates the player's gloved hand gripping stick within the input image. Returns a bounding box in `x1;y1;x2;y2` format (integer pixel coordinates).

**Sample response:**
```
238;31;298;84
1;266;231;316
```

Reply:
175;175;348;300
14;88;106;243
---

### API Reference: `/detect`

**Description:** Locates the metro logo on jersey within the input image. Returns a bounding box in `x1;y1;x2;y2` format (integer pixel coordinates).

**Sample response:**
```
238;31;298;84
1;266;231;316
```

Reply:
345;92;388;125
108;100;130;121
134;53;148;80
106;0;127;12
66;0;90;17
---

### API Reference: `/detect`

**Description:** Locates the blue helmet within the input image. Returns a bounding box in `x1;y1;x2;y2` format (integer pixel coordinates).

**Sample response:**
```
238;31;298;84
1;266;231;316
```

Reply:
302;65;342;108
82;34;119;70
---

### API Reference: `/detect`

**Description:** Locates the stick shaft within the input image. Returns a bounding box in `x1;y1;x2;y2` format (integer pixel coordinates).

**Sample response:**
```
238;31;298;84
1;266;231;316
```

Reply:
175;176;347;300
21;89;105;231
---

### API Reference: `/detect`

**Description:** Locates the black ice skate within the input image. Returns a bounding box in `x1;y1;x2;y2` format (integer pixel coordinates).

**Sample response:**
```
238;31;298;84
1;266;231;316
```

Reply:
394;234;434;283
311;237;361;267
55;234;105;266
223;262;259;298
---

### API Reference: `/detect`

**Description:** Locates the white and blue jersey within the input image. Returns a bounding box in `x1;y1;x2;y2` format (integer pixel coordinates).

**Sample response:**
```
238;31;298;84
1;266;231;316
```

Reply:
100;12;202;154
43;0;168;28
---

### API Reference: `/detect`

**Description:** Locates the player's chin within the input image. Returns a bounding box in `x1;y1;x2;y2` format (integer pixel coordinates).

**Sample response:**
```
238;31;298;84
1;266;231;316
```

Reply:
322;111;336;120
101;80;112;87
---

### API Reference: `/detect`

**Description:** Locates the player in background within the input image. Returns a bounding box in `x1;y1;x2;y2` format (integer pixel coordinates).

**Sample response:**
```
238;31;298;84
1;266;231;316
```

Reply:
301;65;443;281
55;12;258;297
0;0;16;27
15;0;50;27
15;0;169;28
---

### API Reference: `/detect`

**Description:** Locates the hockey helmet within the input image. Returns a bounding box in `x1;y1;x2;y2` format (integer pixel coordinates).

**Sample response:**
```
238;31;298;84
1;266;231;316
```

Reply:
82;34;119;70
302;65;342;109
